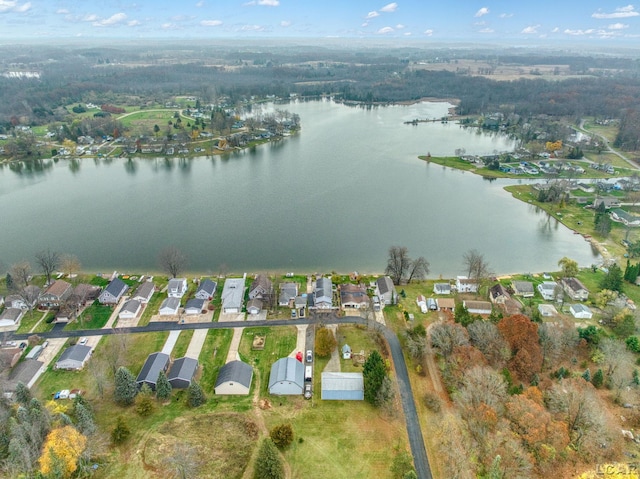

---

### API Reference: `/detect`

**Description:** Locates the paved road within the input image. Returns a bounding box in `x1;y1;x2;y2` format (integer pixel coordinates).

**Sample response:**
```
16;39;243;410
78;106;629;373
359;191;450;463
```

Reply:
8;315;433;479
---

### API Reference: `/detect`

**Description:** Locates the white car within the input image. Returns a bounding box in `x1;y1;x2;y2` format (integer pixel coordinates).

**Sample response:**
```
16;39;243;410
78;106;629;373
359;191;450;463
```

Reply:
306;350;313;363
79;337;88;345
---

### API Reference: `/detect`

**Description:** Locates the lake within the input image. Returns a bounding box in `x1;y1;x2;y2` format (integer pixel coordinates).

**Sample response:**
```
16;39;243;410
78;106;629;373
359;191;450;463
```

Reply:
0;99;598;277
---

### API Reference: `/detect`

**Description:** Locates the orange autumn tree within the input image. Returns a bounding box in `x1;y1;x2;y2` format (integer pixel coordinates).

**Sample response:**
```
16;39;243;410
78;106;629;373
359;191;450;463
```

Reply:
39;425;87;478
497;314;543;382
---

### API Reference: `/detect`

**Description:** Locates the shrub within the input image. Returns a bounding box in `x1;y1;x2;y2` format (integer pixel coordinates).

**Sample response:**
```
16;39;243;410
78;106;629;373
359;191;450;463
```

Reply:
424;392;441;413
111;416;131;444
269;424;294;449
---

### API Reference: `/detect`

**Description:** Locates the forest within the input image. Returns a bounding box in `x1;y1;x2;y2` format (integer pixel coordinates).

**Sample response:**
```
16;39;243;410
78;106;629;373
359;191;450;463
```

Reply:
1;42;640;150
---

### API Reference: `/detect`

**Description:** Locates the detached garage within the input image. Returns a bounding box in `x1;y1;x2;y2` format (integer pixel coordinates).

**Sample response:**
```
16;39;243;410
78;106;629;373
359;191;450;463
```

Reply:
214;360;253;395
56;345;92;370
167;357;199;389
136;352;170;390
268;357;304;395
321;372;364;400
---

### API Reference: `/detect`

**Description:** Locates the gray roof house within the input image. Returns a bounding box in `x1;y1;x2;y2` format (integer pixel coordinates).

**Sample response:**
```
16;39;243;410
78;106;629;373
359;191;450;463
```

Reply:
118;299;141;319
0;308;25;329
570;303;593;319
132;281;155;303
375;276;396;305
433;283;451;295
167;357;199;389
463;300;493;315
314;277;333;309
512;281;535;297
98;278;129;305
215;360;253;395
321;372;364;400
249;274;273;300
55;345;92;370
184;298;205;315
222;277;245;314
195;279;217;300
136;352;170;390
268;357;304;395
537;281;558;301
247;299;263;315
159;297;180;316
167;278;188;298
279;282;298;306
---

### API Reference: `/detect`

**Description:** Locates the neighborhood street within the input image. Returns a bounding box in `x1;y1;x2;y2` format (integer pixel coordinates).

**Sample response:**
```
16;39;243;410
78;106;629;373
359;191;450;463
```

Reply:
9;314;433;479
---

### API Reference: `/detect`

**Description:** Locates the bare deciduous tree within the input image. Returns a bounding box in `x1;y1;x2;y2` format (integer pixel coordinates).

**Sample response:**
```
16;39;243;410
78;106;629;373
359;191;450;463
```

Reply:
35;248;60;285
60;254;81;278
462;249;491;283
407;256;430;284
9;261;32;290
430;321;469;359
467;320;511;368
158;246;188;279
385;246;410;285
163;442;203;479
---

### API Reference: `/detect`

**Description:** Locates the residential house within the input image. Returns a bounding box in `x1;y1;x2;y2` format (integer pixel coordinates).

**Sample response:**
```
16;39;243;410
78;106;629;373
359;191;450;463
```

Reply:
570;304;593;319
340;284;369;309
159;297;180;316
98;278;128;305
5;286;40;310
221;277;245;314
512;281;535;297
118;299;141;320
456;276;478;293
416;295;427;313
167;278;188;298
268;357;304;395
0;347;22;371
538;304;558;317
132;281;155;304
38;280;72;309
321;372;364;400
463;300;492;315
433;283;451;295
593;197;621;209
489;284;510;305
375;276;396;305
342;344;352;359
195;279;217;300
136;352;170;391
611;208;640;227
0;308;25;329
314;277;333;309
279;282;298;306
249;274;273;300
70;284;101;307
184;298;205;315
247;299;263;315
561;278;589;301
438;298;455;312
215;360;253;395
55;345;92;370
167;357;199;389
538;281;559;301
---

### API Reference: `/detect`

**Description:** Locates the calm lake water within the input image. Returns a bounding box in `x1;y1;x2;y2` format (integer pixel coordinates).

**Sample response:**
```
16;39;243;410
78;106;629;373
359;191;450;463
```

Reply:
0;99;598;277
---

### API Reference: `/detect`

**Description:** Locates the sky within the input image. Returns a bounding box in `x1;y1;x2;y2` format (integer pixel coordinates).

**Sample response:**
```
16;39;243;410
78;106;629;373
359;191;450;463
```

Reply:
1;0;640;44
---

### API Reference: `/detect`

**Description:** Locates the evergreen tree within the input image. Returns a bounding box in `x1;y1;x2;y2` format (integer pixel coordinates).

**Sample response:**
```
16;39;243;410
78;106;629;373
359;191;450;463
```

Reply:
363;350;387;406
111;416;131;444
600;263;624;292
454;301;472;327
592;368;604;388
74;402;96;436
5;273;14;292
594;201;612;236
14;382;31;406
187;381;206;408
114;367;138;406
253;438;284;479
582;369;591;382
155;370;172;401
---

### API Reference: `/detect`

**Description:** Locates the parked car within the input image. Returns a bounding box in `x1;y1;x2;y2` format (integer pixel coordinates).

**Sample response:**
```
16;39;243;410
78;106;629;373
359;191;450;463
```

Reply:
79;337;88;345
306;350;313;363
304;383;312;399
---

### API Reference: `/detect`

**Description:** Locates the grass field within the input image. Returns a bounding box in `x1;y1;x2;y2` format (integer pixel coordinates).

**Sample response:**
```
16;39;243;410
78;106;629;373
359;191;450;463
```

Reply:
65;301;113;330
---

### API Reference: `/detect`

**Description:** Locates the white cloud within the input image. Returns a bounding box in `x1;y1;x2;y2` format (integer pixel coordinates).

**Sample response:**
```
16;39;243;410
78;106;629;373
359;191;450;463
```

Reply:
244;0;278;6
475;7;489;17
564;28;595;35
83;14;99;22
280;20;291;27
423;29;433;36
201;19;222;26
0;1;30;13
380;2;398;13
241;24;265;31
499;13;513;18
196;0;204;6
93;13;127;27
377;26;394;34
479;28;494;33
361;21;369;27
404;32;412;36
551;27;559;33
592;5;639;19
161;23;175;29
521;24;540;34
609;22;629;29
127;20;140;27
395;23;404;29
365;11;379;19
56;8;69;14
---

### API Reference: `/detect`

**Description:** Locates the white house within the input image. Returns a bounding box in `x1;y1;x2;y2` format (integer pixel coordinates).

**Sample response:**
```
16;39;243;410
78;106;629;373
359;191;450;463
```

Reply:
0;308;25;329
132;281;155;303
184;298;205;315
561;278;589;301
416;295;427;313
570;304;593;319
537;281;558;301
463;300;492;315
279;282;298;306
538;304;558;317
247;299;263;315
222;277;245;314
159;297;180;316
512;281;535;298
167;278;188;298
98;278;128;305
215;360;253;395
249;274;272;300
195;279;217;300
375;276;396;305
314;277;333;309
433;283;451;295
118;299;141;320
55;345;92;370
456;276;478;293
340;284;368;309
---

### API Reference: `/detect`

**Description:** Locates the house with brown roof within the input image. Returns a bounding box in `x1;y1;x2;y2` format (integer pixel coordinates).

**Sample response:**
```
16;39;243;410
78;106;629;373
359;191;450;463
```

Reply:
340;284;369;309
489;284;510;305
70;284;101;307
249;274;273;300
512;281;535;298
463;300;492;315
560;277;589;301
38;280;73;309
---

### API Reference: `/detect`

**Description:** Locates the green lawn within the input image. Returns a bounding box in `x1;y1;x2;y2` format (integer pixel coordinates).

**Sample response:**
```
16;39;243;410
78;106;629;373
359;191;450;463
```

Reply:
198;329;233;393
65;301;113;330
16;310;53;334
170;330;194;358
136;292;164;327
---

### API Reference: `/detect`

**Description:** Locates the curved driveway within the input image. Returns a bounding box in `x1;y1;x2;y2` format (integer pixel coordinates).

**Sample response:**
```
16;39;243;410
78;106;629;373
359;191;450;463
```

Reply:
10;315;433;479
